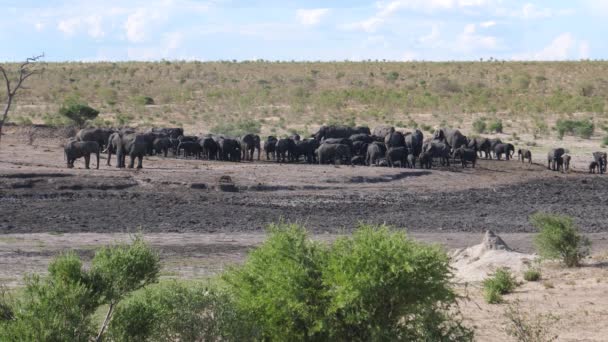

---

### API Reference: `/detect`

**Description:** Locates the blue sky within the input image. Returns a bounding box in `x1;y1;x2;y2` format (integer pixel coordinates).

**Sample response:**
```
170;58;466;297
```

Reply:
1;0;606;61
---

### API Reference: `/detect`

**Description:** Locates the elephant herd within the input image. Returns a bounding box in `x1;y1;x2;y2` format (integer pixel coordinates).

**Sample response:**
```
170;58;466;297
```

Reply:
63;125;608;175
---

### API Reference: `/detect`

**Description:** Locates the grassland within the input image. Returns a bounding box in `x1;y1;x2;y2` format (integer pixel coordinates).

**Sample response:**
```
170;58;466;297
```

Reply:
3;61;608;137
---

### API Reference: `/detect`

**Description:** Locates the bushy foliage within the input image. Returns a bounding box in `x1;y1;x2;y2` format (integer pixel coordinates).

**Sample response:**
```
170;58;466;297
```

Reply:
222;223;473;341
0;237;160;341
483;268;517;304
58;97;99;128
503;300;558;342
523;268;541;282
489;119;503;133
531;213;591;267
555;119;594;139
211;119;262;137
108;281;251;342
472;118;487;134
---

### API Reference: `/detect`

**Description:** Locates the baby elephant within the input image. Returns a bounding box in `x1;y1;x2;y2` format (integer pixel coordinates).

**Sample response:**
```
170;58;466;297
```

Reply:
64;140;100;169
517;149;532;164
452;147;477;168
589;161;600;173
561;154;571;173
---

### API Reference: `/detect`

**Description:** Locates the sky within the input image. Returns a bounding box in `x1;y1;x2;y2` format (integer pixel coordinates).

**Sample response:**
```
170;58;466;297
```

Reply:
0;0;606;62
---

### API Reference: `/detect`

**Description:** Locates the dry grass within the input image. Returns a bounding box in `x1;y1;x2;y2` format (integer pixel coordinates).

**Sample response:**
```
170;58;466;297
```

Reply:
2;61;608;137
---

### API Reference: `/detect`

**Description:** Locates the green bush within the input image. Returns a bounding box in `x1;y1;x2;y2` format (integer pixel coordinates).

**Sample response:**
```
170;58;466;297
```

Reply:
555;119;594;139
222;223;473;341
531;213;591;267
523;268;541;282
58;97;99;128
108;281;251;342
0;237;160;341
483;268;517;304
489;119;503;133
211;119;262;137
472;118;487;134
132;95;155;105
602;135;608;147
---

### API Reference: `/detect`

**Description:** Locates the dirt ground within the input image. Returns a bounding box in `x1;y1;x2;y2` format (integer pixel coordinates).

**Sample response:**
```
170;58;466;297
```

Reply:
1;127;608;340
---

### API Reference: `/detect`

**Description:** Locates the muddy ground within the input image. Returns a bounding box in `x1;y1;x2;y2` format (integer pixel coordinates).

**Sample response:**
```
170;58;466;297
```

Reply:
1;128;607;235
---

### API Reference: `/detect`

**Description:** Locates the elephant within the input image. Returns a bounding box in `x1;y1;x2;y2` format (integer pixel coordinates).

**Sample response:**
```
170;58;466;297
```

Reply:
372;125;395;139
517;149;532;164
592;152;607;174
384;131;406;149
109;133;147;168
240;134;261;161
494;143;514;160
404;129;423;157
200;136;218;160
105;132;121;166
365;142;386;166
289;134;301;142
589;161;600;173
419;151;433;169
425;141;451;166
562;154;571;173
489;138;503;158
352;141;369;156
151;127;184;139
295;139;319;164
153;137;171;157
469;138;492;159
349;133;374;144
547;148;566;171
141;132;162;155
65;140;100;169
217;137;241;162
178;135;198;143
452;147;477;168
177;141;202;159
264;136;278;161
76;128;114;151
434;128;467;151
387;147;407;168
276;138;296;163
407;153;416;169
317;143;351;165
313;125;370;140
351;155;366;165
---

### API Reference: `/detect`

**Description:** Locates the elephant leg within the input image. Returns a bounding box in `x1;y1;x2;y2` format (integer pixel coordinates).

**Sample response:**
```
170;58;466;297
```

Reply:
84;155;90;169
128;155;134;168
137;156;143;169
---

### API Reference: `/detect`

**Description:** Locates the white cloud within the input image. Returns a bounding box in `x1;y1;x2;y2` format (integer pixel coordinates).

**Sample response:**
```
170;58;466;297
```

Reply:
521;3;552;19
296;8;330;26
513;33;590;60
86;16;105;38
419;24;440;43
124;9;158;42
57;18;80;35
456;23;498;52
346;0;493;32
34;22;45;31
479;20;495;28
57;15;105;38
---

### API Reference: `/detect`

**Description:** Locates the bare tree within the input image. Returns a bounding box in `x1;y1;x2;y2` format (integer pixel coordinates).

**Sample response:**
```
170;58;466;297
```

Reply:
0;53;44;148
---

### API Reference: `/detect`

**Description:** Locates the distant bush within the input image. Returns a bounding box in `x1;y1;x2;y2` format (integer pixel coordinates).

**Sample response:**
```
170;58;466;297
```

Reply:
222;223;473;341
531;213;590;267
132;95;155;105
59;98;99;128
489;119;503;133
503;300;558;342
473;118;487;134
211;119;262;137
483;268;517;304
602;135;608;147
523;268;541;282
386;71;399;82
555;119;594;139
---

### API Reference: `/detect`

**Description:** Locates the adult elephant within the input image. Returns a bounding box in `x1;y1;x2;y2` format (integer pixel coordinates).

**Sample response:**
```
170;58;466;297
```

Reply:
434;128;467;151
105;132;121;166
264;136;278;161
427;141;451;166
317;143;351;165
276;138;296;163
387;147;407;168
489;138;503;158
365;142;386;166
295;138;319;164
240;134;261;161
384;131;405;149
177;141;202;159
469;138;492;159
142;132;165;156
452;147;477;168
352;141;369;157
200;136;218;160
494;143;514;160
76;128;114;151
372;125;394;139
517;149;532;164
111;133;147;169
349;133;374;144
404;129;423;157
151;127;183;139
547;148;566;171
218;137;241;162
65;140;100;169
592;151;607;174
313;125;370;140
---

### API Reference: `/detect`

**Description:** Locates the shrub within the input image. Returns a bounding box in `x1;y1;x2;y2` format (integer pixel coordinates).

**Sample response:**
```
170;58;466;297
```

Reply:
472;118;487;134
503;300;558;342
602;135;608;147
531;213;591;267
555;119;594;139
386;71;399;82
489;119;503;133
59;100;99;128
108;281;251;341
132;95;155;105
222;223;473;341
483;268;517;304
523;268;541;282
